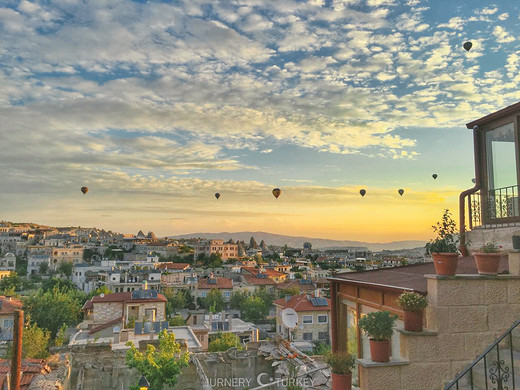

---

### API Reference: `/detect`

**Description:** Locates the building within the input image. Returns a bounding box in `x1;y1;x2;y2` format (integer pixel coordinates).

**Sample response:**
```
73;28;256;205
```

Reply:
82;288;167;328
241;267;287;283
50;246;84;269
98;269;161;293
0;253;15;272
194;239;239;260
0;296;23;341
274;293;331;346
459;101;520;253
196;275;233;302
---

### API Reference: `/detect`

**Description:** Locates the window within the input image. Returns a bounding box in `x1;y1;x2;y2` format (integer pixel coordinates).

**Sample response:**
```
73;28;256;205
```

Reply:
201;291;207;298
224;291;231;298
303;333;313;341
302;315;313;324
317;315;328;323
3;319;13;328
318;332;329;340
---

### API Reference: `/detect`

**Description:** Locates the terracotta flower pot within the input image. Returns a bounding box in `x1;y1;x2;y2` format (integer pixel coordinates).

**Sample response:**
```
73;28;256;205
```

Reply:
403;310;423;332
331;372;352;390
369;339;390;362
474;253;501;275
432;253;459;276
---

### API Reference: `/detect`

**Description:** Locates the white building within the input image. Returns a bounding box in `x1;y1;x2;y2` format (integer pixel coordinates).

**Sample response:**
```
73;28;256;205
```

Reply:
27;255;51;275
0;253;16;272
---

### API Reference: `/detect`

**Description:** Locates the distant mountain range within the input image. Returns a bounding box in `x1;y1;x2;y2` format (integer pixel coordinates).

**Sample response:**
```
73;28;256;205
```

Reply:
172;231;425;252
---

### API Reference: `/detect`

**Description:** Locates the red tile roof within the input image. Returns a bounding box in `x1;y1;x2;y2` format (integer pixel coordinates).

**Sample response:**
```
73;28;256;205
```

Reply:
274;294;330;312
155;262;190;270
275;279;316;292
328;255;509;294
242;267;286;278
243;274;277;286
198;277;233;290
0;296;23;315
0;359;51;390
82;291;167;310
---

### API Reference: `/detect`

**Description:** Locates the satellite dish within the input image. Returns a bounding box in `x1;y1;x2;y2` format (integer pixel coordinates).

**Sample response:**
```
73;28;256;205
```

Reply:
113;326;121;333
100;293;105;298
299;325;304;330
281;308;298;330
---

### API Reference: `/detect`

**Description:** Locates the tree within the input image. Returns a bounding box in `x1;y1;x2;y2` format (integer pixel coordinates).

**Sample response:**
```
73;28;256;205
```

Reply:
241;296;269;323
126;330;189;390
22;322;50;359
206;253;222;268
165;292;186;317
83;249;95;261
87;285;111;300
255;289;275;308
294;272;303;279
38;262;49;275
57;261;73;278
54;323;69;347
15;256;27;277
0;273;23;292
279;286;300;298
202;289;224;313
230;290;249;310
23;287;84;337
168;316;185;326
208;332;243;352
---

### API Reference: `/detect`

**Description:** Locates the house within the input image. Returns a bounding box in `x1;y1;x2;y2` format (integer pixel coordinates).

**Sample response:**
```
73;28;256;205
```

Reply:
194;239;239;260
274;293;331;346
50;246;84;269
0;359;52;390
82;287;167;328
0;296;23;341
275;278;316;295
241;272;277;294
241;267;287;283
98;269;161;293
196;274;233;302
460;101;520;253
0;253;15;272
27;254;51;275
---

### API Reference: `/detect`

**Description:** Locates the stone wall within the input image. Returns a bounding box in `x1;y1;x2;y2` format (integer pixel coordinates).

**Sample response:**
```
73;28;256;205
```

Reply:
359;274;520;390
93;302;124;324
466;225;520;252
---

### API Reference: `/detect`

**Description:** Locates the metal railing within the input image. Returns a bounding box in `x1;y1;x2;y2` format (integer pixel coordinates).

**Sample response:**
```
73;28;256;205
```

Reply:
445;318;520;389
469;185;519;228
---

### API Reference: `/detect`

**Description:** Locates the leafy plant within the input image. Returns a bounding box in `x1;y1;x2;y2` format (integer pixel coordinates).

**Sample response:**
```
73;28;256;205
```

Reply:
208;332;243;352
396;291;427;312
325;351;356;374
359;311;397;341
126;330;189;390
480;242;502;253
425;209;459;254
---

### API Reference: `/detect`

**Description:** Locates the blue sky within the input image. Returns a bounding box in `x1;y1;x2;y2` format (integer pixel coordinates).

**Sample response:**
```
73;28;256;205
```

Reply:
0;0;519;241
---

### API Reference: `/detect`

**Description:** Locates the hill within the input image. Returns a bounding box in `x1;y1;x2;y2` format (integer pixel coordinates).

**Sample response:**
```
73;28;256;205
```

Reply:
173;231;425;252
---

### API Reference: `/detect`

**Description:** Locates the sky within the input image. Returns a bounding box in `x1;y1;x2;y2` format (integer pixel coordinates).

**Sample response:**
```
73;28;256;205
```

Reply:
1;0;520;242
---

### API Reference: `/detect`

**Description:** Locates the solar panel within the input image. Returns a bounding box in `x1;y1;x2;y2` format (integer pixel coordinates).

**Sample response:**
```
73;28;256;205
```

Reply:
257;273;267;278
152;322;161;333
299;279;312;285
310;297;328;307
134;322;143;335
207;278;217;284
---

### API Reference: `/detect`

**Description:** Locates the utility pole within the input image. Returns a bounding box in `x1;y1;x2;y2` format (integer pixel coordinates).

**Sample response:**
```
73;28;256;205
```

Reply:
10;309;23;390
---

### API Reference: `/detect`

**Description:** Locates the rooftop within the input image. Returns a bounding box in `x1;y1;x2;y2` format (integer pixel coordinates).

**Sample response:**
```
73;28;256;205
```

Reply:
328;255;509;294
274;293;330;312
82;291;167;310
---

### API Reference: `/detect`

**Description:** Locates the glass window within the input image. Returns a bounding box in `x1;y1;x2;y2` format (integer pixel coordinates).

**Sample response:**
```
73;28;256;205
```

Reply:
486;123;517;190
317;315;328;323
302;315;313;324
318;332;329;340
303;332;313;341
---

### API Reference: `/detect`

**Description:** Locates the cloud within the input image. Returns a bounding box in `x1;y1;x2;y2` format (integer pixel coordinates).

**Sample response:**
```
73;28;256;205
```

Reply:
493;26;515;43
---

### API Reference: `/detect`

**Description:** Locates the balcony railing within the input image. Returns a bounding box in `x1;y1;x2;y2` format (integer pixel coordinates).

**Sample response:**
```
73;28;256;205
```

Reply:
469;185;519;229
445;318;520;389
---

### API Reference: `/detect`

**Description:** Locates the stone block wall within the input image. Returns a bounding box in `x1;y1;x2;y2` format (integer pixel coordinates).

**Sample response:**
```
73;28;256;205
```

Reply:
93;302;124;324
359;274;520;390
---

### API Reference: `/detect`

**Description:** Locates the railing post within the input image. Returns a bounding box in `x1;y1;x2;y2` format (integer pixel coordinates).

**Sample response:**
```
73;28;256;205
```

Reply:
10;309;23;390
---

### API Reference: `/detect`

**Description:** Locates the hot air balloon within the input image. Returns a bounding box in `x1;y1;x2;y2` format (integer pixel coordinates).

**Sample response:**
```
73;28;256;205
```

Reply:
81;187;88;195
463;41;472;52
472;178;476;184
432;174;438;180
359;189;366;197
398;189;404;196
215;193;221;200
272;188;281;199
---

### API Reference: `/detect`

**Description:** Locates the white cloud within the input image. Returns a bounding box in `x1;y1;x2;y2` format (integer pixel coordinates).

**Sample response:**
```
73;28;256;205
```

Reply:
493;26;515;43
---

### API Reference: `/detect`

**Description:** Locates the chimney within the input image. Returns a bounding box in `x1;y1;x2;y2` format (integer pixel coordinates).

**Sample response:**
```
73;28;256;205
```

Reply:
314;289;320;298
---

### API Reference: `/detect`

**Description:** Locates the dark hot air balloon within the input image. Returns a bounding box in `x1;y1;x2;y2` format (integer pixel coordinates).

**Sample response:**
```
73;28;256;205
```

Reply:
398;189;404;196
432;174;438;180
272;188;281;199
359;189;366;197
472;178;476;184
463;41;472;51
215;193;221;200
81;187;88;195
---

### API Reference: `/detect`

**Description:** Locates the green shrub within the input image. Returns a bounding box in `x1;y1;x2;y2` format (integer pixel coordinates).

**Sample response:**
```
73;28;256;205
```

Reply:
396;291;427;312
359;311;397;341
480;242;501;253
325;351;356;374
425;209;459;254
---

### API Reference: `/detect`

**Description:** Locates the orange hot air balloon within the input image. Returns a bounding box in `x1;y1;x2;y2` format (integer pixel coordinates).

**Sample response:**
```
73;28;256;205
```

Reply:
215;193;221;200
272;188;281;199
81;187;89;195
398;189;404;196
359;189;366;197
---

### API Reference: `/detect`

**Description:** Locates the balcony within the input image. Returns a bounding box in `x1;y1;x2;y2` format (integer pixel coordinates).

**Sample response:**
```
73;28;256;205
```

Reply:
469;185;520;229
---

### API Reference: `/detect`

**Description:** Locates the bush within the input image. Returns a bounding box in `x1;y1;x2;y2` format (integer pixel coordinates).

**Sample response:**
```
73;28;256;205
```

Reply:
425;209;459;254
208;332;243;352
325;351;356;374
169;316;185;326
480;242;501;253
396;292;427;312
359;311;397;341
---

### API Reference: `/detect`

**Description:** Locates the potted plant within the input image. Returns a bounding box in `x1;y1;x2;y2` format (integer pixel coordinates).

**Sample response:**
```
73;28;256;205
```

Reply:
359;311;398;363
425;209;460;276
325;351;356;390
474;242;502;275
396;291;428;332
